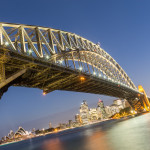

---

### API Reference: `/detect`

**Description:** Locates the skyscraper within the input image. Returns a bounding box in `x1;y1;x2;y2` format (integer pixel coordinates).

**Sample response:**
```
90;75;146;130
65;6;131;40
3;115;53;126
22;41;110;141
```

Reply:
97;99;108;119
80;100;90;124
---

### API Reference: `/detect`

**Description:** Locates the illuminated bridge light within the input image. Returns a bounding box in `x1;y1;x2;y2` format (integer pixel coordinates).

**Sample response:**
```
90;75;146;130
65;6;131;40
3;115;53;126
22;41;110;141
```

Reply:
28;49;32;54
93;72;96;75
59;60;63;64
80;76;85;81
108;77;111;80
79;66;83;71
45;55;50;59
5;41;9;46
42;91;47;96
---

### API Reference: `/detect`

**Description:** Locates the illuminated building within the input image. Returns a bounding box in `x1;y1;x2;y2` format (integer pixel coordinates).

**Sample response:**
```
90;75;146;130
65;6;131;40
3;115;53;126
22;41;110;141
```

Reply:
8;130;14;139
59;123;67;129
109;104;120;115
123;99;131;108
69;120;73;128
80;100;90;124
1;126;29;143
113;99;124;110
105;106;112;117
89;108;98;121
97;100;108;119
105;99;129;117
72;122;80;127
75;114;82;124
14;127;28;138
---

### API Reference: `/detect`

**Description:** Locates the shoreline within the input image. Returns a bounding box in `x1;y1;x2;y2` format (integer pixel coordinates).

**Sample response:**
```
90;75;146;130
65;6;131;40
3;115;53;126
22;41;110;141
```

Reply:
0;119;110;147
1;113;146;147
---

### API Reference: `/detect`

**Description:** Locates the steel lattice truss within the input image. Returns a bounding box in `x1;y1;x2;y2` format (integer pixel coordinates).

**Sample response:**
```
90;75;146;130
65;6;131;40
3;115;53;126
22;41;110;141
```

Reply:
0;22;136;90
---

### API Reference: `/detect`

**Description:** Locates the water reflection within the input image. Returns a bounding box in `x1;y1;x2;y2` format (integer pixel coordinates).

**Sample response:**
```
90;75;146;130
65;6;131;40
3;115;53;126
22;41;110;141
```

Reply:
42;138;64;150
107;113;150;150
85;130;110;150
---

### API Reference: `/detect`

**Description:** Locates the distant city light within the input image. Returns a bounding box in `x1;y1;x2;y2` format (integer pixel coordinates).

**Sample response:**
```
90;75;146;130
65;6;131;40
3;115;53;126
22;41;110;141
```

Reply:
54;128;58;132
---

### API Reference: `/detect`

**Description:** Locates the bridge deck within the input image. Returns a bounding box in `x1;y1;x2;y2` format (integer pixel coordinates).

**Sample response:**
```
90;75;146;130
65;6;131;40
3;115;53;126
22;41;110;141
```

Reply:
0;48;139;100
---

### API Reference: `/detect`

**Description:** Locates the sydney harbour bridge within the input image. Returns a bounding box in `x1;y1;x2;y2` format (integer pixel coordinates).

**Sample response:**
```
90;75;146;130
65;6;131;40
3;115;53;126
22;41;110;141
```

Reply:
0;22;149;112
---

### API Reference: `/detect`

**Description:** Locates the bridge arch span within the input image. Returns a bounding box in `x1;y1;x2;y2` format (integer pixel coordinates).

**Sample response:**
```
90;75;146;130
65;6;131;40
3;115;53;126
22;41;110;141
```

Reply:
0;22;136;90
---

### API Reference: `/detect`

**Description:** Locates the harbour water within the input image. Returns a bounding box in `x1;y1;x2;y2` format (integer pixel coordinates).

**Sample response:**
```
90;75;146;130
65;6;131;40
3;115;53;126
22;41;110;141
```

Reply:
1;113;150;150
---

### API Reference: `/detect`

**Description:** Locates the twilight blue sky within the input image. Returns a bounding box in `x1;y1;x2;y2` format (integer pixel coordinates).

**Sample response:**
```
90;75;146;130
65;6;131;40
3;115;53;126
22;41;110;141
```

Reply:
0;0;150;137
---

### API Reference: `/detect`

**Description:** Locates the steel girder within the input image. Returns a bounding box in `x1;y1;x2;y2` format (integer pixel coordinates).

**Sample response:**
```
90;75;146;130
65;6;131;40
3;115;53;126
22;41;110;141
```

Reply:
0;22;136;91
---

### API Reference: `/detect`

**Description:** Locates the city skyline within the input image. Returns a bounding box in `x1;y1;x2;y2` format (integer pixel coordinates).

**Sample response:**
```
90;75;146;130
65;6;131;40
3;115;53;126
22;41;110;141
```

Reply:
1;0;150;139
0;96;114;138
1;98;127;141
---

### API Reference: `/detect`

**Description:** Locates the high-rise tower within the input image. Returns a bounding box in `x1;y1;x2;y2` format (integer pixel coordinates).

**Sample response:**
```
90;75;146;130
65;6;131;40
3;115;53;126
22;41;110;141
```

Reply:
80;100;90;124
97;99;107;119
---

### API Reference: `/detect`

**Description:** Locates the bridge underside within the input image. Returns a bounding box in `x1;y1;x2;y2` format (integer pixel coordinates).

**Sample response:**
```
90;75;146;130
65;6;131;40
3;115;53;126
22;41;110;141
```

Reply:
0;48;139;100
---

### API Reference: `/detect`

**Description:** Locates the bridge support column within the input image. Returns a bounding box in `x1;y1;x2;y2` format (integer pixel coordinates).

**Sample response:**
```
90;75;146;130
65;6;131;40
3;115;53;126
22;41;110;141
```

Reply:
138;85;150;111
127;98;144;112
0;69;27;89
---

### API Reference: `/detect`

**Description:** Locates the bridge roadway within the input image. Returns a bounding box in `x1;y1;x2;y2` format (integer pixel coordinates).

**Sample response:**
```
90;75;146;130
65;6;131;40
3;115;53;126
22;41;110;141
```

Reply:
0;48;139;100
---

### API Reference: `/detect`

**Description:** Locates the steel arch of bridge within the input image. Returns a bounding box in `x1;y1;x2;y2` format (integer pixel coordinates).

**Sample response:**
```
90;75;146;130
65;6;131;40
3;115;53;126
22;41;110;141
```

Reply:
0;22;136;90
